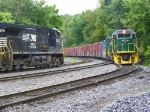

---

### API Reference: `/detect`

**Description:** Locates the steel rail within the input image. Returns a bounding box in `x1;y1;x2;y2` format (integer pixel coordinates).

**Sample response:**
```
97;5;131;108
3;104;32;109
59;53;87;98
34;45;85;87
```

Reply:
0;62;112;81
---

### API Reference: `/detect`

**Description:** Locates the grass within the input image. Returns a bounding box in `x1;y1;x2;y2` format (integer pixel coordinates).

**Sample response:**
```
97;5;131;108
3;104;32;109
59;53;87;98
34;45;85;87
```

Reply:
64;57;67;62
64;57;77;63
70;58;76;63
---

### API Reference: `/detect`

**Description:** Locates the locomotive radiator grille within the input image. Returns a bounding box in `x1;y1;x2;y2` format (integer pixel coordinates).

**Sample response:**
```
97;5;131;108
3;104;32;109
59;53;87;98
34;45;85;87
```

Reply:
117;43;135;53
0;37;8;59
0;37;7;47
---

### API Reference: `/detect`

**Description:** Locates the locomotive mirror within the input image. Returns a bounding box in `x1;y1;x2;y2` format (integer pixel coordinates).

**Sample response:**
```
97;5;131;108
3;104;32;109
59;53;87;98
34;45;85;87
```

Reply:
113;34;117;39
132;34;136;39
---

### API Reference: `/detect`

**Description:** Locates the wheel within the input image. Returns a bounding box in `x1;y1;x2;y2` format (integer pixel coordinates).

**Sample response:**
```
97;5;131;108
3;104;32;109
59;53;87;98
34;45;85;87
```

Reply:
47;63;53;68
52;62;55;67
13;64;20;70
106;55;109;61
0;64;8;71
56;62;60;67
110;56;114;63
20;64;27;69
35;66;39;68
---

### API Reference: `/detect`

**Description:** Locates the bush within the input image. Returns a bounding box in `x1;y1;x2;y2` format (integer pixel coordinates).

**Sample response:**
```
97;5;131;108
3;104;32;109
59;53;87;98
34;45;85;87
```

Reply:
143;45;150;66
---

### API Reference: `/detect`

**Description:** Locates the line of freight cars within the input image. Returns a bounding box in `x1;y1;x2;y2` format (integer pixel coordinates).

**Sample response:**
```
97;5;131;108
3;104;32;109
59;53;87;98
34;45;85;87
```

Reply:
0;22;64;71
64;29;139;64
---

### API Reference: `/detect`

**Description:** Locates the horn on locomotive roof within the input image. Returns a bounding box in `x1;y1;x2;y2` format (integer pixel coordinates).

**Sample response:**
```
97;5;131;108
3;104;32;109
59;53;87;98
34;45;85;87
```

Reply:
121;28;127;29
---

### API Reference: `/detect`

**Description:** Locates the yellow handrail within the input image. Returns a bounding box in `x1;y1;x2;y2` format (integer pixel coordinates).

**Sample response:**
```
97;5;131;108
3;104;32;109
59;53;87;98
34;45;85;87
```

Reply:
8;40;13;60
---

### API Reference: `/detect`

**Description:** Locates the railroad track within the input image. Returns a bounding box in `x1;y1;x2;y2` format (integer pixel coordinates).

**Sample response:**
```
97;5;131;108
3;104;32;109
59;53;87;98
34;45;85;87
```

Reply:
0;65;138;109
0;61;111;81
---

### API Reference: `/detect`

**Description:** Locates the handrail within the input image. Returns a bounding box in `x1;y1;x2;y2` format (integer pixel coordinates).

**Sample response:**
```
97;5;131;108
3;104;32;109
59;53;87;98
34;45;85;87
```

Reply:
8;40;13;60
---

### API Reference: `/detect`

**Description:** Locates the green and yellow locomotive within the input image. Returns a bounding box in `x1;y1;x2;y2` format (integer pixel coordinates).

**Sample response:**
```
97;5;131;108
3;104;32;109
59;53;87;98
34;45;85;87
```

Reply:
105;29;139;64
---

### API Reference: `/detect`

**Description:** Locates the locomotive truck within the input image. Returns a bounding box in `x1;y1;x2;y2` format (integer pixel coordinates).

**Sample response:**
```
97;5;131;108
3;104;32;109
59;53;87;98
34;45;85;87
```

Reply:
0;22;64;71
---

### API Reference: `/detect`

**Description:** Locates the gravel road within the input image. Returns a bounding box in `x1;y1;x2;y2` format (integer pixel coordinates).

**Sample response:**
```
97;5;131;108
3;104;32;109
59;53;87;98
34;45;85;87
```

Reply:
2;58;150;112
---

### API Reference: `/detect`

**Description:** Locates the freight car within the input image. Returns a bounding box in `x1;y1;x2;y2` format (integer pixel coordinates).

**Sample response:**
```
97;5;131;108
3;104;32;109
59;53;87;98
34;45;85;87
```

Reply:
64;29;139;64
0;22;64;71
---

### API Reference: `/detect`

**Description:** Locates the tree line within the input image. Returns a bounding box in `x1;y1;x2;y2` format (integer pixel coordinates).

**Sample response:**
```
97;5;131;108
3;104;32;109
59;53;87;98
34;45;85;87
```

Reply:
0;0;150;65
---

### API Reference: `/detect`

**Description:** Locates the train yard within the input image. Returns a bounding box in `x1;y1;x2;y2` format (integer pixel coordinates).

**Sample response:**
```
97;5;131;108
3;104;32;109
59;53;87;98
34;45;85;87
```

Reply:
0;58;150;111
0;2;149;111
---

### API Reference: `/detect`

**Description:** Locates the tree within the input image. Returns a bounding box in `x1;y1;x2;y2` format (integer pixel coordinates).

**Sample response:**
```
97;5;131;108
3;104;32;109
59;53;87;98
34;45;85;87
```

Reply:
97;0;128;37
0;0;63;28
61;14;74;48
0;12;14;23
67;13;86;47
83;10;97;43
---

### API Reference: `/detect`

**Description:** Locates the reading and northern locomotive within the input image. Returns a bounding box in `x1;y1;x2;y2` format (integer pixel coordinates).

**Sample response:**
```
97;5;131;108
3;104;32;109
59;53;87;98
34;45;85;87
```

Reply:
0;22;64;71
64;29;139;64
105;29;138;64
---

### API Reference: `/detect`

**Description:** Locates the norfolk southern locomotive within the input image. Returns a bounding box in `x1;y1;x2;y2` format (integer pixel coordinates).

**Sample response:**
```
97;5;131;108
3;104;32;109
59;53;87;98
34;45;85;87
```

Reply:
0;22;64;71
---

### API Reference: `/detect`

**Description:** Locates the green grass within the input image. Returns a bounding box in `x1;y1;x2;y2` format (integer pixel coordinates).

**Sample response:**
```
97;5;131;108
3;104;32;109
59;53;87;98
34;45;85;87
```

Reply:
70;58;76;63
64;57;77;63
64;57;67;62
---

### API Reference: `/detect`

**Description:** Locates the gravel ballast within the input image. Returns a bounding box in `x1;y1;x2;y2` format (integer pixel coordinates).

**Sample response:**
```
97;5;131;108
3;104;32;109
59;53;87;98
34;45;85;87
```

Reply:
2;58;150;112
101;91;150;112
0;60;116;96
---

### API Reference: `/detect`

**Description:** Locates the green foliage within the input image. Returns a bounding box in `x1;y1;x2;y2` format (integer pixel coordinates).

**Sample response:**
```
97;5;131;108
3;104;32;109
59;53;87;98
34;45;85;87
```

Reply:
143;45;150;66
0;0;63;28
62;13;86;48
98;0;128;37
144;46;150;57
0;12;14;23
82;10;97;43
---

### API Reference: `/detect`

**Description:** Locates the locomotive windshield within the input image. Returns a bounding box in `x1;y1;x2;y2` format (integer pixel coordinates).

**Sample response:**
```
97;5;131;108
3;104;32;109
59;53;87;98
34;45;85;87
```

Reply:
55;31;60;39
0;29;6;37
22;33;36;41
0;29;5;32
118;34;130;38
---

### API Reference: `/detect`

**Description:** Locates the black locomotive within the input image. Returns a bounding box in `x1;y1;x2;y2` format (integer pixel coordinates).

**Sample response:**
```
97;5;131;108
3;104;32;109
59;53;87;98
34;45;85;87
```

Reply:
0;22;64;71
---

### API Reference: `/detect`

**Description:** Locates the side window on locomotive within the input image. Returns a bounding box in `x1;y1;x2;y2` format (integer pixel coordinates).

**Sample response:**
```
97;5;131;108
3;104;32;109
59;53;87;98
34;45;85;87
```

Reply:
22;33;36;41
113;34;117;39
55;31;60;39
132;34;136;39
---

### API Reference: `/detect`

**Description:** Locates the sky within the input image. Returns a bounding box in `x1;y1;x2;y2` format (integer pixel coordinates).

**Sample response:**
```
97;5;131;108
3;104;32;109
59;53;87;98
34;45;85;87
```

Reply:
45;0;99;15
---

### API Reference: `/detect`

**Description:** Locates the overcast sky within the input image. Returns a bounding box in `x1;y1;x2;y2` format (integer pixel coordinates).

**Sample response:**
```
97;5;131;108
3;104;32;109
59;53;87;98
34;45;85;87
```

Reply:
45;0;98;15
